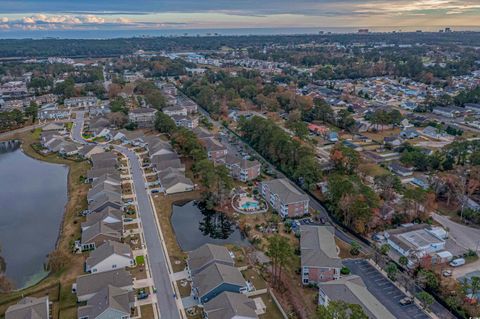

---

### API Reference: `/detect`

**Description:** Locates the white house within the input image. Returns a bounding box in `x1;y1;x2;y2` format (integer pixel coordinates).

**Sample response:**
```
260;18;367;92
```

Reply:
85;241;134;273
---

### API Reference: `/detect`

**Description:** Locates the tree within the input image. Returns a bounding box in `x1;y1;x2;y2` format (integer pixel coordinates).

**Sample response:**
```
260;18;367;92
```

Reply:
25;101;39;122
416;291;434;311
154;112;177;135
417;269;440;292
386;262;398;281
110;96;129;114
316;300;368;319
399;256;409;267
380;244;390;255
350;241;361;256
330;144;359;174
266;235;293;287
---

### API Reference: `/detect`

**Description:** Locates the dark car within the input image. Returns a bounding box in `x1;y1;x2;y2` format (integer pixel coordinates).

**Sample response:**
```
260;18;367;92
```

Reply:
320;217;326;224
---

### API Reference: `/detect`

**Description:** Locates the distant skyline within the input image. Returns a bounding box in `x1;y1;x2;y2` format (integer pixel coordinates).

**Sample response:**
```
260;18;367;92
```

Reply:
0;0;479;35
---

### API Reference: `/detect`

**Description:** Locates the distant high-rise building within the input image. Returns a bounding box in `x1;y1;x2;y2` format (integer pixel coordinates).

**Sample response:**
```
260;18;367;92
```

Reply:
358;29;369;34
445;27;452;32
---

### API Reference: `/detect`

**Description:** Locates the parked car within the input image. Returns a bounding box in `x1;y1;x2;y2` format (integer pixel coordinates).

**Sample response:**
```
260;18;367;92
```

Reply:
449;258;466;267
399;297;413;305
443;269;453;277
320;217;326;224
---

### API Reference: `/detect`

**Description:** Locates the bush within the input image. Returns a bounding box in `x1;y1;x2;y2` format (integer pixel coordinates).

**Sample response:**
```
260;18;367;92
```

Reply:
341;267;351;275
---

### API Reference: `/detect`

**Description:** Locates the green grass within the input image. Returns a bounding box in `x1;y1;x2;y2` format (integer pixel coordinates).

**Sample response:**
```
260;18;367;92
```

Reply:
136;255;145;265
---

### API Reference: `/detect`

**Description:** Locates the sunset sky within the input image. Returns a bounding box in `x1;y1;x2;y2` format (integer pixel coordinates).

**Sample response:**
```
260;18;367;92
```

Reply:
0;0;479;32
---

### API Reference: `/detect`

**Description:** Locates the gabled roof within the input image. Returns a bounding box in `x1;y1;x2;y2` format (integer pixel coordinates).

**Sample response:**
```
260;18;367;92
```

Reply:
88;191;122;212
262;178;309;204
86;241;133;269
188;244;234;274
300;225;342;269
81;221;122;244
81;207;123;230
76;269;132;299
201;137;226;152
193;263;246;298
319;275;395;319
87;182;121;202
203;292;258;319
5;297;49;319
77;285;134;319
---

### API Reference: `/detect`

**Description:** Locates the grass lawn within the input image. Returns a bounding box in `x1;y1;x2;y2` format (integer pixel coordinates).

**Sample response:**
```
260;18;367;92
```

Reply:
176;279;192;298
152;191;202;272
242;267;267;290
139;304;155;319
258;293;285;319
0;129;89;315
136;255;145;265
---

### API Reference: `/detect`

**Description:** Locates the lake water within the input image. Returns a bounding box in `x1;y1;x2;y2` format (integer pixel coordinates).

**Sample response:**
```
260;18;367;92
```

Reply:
0;141;68;289
171;200;249;251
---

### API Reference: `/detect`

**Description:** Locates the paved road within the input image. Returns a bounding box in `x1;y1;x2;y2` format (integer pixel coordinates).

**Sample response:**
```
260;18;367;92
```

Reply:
117;146;181;319
432;213;480;252
71;111;87;145
344;259;434;319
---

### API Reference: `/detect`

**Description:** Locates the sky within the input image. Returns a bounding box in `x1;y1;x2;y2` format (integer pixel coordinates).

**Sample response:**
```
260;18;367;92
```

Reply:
0;0;479;34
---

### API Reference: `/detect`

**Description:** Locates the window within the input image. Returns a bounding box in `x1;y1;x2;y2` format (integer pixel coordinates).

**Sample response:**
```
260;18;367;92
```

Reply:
112;264;117;268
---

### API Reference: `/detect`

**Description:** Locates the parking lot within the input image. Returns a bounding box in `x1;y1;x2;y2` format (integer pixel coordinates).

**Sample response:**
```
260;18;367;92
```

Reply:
343;259;430;319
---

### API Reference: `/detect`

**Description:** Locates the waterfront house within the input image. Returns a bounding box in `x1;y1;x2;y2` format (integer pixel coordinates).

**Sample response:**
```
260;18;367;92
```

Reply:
74;269;133;302
301;225;342;285
187;244;234;277
5;297;50;319
85;241;134;274
81;207;123;232
77;285;134;319
157;168;194;194
192;263;249;304
81;221;122;251
260;178;309;218
78;145;104;159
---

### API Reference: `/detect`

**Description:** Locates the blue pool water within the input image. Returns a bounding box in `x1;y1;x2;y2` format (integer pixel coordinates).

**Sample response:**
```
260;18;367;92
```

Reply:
241;201;259;210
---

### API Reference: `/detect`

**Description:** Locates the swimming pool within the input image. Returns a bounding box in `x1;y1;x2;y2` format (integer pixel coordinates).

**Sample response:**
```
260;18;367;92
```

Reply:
241;201;259;210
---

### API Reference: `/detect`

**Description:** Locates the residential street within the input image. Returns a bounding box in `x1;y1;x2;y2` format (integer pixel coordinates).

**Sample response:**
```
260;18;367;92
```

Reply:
432;213;480;251
116;146;181;319
71;110;87;144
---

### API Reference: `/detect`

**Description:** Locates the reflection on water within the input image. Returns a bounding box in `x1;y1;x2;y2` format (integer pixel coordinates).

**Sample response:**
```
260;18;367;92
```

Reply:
171;200;249;251
0;141;68;289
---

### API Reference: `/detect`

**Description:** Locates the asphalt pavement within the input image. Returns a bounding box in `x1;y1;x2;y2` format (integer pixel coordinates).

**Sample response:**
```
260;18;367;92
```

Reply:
344;259;431;319
117;146;181;319
71;111;87;145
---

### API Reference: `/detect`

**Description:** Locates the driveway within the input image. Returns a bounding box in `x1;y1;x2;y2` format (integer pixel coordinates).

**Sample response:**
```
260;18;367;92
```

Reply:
343;259;431;319
432;213;480;252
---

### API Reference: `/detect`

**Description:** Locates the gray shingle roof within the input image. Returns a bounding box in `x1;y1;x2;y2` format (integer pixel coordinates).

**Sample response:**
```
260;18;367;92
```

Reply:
76;269;132;299
203;292;258;319
81;221;122;244
86;241;133;270
188;244;234;274
300;225;342;269
318;275;395;319
192;263;246;298
263;178;309;204
5;297;49;319
77;285;134;319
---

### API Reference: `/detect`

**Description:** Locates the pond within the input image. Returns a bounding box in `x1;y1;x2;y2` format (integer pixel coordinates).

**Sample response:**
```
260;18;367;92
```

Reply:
0;140;68;289
171;200;250;251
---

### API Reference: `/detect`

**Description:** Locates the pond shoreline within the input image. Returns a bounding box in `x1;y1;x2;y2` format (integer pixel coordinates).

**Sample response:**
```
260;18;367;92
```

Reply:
0;129;89;312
